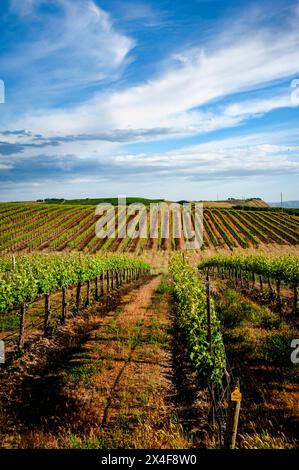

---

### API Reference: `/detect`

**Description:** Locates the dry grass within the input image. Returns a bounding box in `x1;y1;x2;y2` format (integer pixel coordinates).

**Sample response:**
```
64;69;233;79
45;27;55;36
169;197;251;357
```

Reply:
215;286;299;449
136;244;299;270
0;276;194;449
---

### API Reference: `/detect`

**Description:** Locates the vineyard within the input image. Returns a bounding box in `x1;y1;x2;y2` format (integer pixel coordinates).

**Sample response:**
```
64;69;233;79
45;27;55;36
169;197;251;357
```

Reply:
0;206;298;450
0;247;298;449
0;253;149;357
198;254;299;315
170;254;225;385
0;202;298;255
1;0;299;456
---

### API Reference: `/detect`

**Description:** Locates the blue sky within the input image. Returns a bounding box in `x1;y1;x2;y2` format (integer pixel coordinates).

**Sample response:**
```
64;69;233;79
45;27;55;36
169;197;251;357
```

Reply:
0;0;299;202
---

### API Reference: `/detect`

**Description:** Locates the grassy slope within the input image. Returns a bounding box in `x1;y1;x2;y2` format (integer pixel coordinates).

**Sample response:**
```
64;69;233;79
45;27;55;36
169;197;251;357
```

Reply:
215;286;298;448
38;197;165;206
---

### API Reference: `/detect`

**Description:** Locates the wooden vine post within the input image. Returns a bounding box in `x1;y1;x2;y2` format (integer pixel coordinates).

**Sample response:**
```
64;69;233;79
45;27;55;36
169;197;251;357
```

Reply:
111;270;114;290
61;286;68;324
100;273;104;296
76;281;81;314
105;271;110;311
44;294;51;336
205;269;212;351
267;276;274;299
205;268;215;429
224;378;242;449
259;275;263;291
95;277;99;301
85;279;90;307
18;301;26;352
106;270;110;292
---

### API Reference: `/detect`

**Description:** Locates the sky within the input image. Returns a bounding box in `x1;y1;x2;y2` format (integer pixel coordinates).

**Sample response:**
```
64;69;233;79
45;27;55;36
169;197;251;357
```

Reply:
0;0;299;202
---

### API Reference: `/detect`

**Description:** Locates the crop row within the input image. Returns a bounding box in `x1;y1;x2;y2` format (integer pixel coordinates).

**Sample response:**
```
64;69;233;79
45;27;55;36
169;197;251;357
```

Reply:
198;254;299;314
0;203;298;252
0;253;150;314
170;253;226;385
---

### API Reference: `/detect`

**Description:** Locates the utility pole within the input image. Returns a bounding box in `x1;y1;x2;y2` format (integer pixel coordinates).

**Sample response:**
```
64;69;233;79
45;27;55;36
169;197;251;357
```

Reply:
281;192;283;213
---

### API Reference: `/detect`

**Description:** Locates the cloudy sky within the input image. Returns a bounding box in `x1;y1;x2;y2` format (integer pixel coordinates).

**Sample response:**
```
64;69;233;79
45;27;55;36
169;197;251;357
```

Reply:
0;0;299;202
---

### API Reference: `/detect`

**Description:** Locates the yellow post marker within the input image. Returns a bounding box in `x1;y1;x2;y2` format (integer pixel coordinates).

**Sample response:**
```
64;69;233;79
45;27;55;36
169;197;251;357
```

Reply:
224;379;242;449
231;385;242;402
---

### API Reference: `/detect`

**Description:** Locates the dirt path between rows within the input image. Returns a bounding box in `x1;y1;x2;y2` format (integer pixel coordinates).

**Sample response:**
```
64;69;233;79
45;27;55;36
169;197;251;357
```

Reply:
1;276;208;449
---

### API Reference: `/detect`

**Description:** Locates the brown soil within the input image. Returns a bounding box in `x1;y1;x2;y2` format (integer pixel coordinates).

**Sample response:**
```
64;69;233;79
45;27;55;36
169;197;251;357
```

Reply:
205;211;226;247
0;276;210;449
214;285;299;449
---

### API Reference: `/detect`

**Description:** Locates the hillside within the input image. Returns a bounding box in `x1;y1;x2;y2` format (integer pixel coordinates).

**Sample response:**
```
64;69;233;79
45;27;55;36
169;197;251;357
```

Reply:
0;202;298;255
36;197;165;206
34;197;269;209
201;198;269;208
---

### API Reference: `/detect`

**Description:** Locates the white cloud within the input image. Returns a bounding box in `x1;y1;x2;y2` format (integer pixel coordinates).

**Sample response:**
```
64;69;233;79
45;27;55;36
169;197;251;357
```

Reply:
10;4;299;140
2;1;299;202
10;89;296;147
0;163;14;170
223;95;294;119
104;33;299;130
5;0;134;95
1;128;299;200
113;130;299;179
